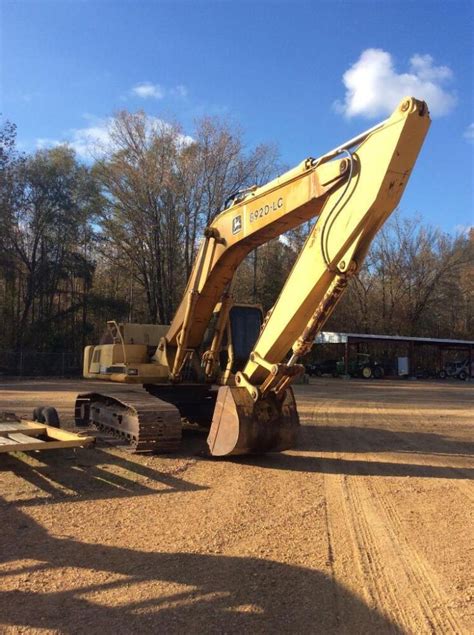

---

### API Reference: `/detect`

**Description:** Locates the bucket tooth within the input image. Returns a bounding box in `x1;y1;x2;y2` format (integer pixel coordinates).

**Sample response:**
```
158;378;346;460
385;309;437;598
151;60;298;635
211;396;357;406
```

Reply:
207;386;299;457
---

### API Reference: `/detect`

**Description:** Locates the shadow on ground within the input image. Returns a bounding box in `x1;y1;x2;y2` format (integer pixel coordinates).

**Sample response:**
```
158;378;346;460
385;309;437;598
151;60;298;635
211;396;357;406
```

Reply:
3;417;471;511
232;424;474;480
1;446;207;507
300;424;474;457
0;504;402;634
297;378;473;409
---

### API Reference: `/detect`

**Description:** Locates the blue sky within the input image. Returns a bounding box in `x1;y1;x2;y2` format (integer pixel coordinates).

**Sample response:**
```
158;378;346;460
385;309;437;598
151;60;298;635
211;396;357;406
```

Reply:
1;0;473;233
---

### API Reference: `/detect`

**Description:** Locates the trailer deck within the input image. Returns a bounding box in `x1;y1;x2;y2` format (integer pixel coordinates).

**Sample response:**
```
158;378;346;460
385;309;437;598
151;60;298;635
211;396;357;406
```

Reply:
0;412;94;453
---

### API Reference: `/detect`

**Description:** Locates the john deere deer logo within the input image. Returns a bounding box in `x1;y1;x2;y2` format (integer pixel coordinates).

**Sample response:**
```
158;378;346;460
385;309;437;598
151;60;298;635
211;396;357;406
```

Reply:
232;215;242;234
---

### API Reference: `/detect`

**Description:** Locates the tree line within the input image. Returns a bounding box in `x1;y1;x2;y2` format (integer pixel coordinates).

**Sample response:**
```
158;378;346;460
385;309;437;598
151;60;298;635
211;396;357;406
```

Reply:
0;113;472;364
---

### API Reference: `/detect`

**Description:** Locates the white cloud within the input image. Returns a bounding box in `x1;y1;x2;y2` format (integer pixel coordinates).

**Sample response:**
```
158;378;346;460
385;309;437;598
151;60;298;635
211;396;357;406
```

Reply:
36;137;63;150
464;123;474;143
36;115;194;161
130;81;188;100
132;81;164;99
334;49;456;119
69;120;114;158
36;118;113;159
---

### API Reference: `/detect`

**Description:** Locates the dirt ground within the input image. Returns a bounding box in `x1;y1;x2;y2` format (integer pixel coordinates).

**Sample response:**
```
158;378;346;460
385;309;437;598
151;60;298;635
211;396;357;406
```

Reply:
0;378;472;634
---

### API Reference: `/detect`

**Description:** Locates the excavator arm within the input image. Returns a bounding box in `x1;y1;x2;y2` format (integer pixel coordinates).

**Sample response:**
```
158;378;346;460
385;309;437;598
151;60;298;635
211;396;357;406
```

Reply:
241;97;431;386
202;97;431;455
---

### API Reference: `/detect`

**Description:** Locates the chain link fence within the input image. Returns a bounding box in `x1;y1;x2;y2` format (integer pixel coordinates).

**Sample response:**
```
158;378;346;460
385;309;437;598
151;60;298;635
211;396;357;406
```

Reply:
0;351;82;377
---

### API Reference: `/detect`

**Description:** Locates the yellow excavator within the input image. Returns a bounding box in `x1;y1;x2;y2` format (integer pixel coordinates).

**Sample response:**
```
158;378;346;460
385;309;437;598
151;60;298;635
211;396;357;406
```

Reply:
76;97;430;456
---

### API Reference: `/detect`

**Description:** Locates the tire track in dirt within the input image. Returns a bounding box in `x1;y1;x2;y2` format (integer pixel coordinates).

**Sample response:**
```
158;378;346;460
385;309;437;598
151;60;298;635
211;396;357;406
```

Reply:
308;396;464;634
320;404;414;633
296;394;369;631
323;471;408;633
364;473;462;633
369;399;472;632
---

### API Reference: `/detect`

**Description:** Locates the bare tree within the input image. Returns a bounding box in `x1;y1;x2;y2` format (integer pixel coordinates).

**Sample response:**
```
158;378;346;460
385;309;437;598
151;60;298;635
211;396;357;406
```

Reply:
329;212;473;338
96;111;280;322
94;111;185;323
176;117;280;278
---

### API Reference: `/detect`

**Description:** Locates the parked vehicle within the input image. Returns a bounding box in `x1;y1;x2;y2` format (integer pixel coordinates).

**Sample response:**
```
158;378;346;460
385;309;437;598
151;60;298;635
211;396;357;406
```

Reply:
305;359;339;377
337;353;385;379
439;359;472;380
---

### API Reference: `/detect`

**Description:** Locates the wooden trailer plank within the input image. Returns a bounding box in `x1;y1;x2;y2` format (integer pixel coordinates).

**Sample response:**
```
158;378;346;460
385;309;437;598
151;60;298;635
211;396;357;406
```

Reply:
43;427;91;442
0;424;46;437
0;438;93;453
8;432;45;444
0;440;45;453
0;436;18;445
0;419;44;427
0;421;45;429
0;422;27;431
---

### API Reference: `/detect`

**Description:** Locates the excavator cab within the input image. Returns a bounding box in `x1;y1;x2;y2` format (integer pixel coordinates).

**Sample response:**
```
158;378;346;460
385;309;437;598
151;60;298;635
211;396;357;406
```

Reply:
219;305;263;373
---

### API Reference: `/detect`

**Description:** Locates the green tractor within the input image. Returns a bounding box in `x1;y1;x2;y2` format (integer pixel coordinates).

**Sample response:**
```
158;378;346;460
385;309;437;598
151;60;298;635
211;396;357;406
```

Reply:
337;353;385;379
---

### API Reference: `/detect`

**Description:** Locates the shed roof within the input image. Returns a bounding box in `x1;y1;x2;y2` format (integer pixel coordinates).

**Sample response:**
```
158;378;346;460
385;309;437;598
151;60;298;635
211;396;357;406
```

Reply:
315;332;474;347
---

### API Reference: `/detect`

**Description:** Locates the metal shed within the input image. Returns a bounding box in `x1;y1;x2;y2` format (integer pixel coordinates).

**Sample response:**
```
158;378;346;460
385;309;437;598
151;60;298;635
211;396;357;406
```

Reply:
314;332;474;378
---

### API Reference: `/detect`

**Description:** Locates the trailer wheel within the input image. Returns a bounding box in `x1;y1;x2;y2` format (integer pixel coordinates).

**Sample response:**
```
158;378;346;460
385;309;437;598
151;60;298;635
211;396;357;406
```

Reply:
439;370;447;379
32;406;46;423
458;370;467;381
32;405;61;428
362;366;373;379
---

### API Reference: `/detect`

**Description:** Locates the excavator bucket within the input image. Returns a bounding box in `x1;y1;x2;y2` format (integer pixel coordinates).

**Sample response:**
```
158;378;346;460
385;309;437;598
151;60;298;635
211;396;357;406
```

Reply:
207;386;299;456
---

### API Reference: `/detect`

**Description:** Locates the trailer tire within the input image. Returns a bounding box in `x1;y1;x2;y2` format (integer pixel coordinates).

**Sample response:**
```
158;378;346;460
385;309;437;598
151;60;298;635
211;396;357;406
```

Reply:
32;405;61;428
362;366;373;379
439;370;447;379
32;406;46;422
458;370;467;381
